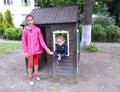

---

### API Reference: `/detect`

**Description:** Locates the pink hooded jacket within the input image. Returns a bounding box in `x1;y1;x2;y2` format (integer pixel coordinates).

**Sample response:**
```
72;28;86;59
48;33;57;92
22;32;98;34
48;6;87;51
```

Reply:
22;25;47;56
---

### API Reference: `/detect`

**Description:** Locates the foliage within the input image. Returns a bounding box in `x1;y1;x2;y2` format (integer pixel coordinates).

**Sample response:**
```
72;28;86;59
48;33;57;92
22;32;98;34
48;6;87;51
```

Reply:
86;43;98;52
3;9;14;34
93;0;112;13
0;43;21;57
80;14;83;23
93;13;115;28
35;0;83;7
105;25;120;42
107;0;120;25
5;27;22;40
93;1;103;14
79;25;82;40
0;12;3;24
35;0;51;7
0;12;4;36
49;0;77;7
92;24;106;42
93;0;120;24
55;33;67;42
0;25;4;37
35;0;83;12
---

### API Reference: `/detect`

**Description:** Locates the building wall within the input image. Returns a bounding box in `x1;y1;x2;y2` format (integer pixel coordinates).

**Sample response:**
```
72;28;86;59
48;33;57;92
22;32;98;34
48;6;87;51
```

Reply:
0;0;35;27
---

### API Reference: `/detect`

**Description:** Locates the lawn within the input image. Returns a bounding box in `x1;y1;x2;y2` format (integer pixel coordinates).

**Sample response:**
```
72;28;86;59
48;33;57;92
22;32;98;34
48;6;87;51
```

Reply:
0;42;22;57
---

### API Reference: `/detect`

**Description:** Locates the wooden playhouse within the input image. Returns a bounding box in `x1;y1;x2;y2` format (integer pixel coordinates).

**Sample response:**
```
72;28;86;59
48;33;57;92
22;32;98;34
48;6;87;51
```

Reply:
21;6;80;77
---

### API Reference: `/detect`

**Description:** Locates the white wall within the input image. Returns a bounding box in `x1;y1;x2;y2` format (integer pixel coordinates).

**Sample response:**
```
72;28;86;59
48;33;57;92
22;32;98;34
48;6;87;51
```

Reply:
0;0;35;27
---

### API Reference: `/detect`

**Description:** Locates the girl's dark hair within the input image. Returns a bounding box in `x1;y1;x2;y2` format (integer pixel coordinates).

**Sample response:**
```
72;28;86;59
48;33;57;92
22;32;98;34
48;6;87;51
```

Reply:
25;14;34;26
26;14;34;20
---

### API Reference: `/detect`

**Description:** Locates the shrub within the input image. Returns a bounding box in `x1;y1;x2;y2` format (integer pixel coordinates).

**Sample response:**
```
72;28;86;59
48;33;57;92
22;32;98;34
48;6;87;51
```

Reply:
0;12;4;36
3;9;14;34
5;27;22;40
92;24;106;42
86;44;98;52
93;13;115;28
105;25;120;42
0;26;4;36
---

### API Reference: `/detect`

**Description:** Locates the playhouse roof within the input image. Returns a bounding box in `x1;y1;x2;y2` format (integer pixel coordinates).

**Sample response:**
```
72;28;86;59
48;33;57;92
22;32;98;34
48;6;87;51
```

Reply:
21;6;79;25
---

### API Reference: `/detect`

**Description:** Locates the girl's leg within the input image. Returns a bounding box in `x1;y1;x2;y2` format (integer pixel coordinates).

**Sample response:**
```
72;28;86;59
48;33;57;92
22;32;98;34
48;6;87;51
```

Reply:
27;55;33;80
33;54;39;74
33;54;40;80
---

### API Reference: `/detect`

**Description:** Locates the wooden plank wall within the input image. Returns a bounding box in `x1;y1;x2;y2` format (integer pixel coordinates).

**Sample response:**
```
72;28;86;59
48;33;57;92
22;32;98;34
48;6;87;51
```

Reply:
50;23;77;77
45;25;53;77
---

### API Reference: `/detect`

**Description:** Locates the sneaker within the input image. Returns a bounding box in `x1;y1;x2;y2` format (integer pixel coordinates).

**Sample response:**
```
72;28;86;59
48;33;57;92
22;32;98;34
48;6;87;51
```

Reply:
59;60;61;63
29;81;34;86
28;77;34;86
35;77;40;81
56;60;61;64
34;74;41;81
56;60;60;64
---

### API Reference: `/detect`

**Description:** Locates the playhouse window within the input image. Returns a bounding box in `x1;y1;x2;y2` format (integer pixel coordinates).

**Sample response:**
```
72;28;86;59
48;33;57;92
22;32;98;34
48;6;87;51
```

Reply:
53;30;69;56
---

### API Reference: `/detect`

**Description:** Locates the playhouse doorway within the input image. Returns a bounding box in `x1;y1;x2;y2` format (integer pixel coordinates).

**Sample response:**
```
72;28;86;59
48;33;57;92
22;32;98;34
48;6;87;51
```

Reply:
38;26;48;76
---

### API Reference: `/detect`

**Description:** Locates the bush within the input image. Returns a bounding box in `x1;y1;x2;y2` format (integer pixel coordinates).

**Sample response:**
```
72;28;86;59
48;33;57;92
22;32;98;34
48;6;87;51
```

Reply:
0;12;4;37
0;26;4;36
92;24;106;42
105;25;120;42
3;9;14;34
5;27;22;40
93;13;115;28
86;44;98;52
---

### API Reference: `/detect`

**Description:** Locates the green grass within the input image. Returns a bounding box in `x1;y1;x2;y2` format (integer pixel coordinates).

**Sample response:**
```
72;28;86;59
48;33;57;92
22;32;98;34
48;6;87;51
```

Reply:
0;43;22;57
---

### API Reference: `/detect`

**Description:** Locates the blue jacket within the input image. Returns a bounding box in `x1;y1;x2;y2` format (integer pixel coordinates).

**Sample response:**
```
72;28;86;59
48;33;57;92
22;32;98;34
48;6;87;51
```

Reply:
54;42;68;58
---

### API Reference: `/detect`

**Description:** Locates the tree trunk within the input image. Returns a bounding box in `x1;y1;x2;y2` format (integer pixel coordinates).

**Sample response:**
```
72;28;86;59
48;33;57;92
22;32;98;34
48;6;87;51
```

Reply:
81;0;93;48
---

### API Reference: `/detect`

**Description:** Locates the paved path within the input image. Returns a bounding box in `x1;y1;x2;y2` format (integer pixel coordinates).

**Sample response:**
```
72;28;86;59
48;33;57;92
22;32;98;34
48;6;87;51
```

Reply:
0;39;21;43
94;42;120;47
0;39;120;47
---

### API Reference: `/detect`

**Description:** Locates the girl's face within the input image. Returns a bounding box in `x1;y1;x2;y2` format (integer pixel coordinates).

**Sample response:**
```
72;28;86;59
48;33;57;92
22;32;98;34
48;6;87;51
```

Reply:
26;16;34;27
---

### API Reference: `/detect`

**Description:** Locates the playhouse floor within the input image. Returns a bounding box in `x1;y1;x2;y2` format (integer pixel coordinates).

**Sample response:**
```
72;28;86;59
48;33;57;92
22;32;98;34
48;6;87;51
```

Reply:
0;44;120;92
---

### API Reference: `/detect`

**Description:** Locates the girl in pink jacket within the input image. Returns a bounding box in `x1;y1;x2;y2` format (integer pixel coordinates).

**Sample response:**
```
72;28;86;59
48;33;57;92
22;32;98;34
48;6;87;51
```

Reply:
22;14;53;86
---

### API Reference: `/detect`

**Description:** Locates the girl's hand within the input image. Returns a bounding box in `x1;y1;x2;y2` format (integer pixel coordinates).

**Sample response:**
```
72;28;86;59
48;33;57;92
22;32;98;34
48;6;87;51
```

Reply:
24;53;28;57
46;48;54;55
50;51;54;55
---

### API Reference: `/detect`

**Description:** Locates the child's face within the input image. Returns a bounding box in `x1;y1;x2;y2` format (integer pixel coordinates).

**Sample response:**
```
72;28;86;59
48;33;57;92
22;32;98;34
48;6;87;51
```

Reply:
26;16;34;27
57;38;65;46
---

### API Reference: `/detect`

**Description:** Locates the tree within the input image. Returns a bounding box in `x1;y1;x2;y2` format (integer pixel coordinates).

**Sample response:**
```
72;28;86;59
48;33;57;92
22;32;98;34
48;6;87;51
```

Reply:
81;0;93;48
3;9;14;34
34;0;51;7
93;0;120;25
93;0;113;14
34;0;84;11
0;12;3;24
107;0;120;26
0;12;4;36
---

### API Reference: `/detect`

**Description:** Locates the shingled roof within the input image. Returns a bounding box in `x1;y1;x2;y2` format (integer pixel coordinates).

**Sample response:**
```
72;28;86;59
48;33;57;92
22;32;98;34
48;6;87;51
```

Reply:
21;6;79;25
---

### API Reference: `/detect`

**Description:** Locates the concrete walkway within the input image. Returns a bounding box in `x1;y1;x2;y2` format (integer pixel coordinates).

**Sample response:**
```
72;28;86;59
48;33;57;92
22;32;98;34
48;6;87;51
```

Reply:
0;39;120;47
94;42;120;47
0;39;21;43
